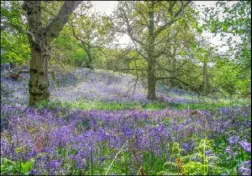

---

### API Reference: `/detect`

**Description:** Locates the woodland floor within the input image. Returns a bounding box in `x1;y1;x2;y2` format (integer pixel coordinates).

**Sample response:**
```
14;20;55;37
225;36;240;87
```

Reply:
1;67;251;175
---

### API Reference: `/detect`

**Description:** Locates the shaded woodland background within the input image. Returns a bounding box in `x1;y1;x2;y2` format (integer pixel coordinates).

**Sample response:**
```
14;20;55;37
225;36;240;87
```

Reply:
1;1;251;105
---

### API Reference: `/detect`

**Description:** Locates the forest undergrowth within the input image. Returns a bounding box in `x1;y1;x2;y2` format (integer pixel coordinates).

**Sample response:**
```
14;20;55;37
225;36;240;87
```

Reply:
1;68;251;175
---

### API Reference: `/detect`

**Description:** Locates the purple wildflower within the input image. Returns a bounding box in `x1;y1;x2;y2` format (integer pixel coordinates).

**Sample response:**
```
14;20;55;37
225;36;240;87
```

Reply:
238;166;251;176
228;136;240;145
182;140;195;152
100;157;106;163
29;169;38;175
220;108;230;114
48;160;62;169
206;149;213;156
77;158;86;169
226;146;233;155
243;160;251;168
239;140;251;153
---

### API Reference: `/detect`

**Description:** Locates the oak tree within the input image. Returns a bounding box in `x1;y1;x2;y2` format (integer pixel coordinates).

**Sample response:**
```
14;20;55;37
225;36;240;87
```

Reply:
113;1;193;99
22;1;81;105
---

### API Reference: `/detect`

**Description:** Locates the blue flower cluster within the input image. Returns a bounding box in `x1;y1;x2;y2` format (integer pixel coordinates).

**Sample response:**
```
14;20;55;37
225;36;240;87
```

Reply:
1;105;251;175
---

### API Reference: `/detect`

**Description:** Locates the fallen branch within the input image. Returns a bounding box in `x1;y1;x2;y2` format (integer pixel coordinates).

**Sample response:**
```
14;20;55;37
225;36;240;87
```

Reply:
7;70;56;82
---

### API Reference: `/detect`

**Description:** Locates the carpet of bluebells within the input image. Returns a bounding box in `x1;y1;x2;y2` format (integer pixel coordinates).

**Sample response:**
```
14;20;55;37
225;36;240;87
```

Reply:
1;68;198;106
1;68;251;175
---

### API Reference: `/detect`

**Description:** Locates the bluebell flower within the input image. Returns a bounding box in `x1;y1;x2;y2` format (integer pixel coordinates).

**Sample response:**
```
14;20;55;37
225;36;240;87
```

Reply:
228;136;240;145
239;140;251;153
226;146;233;155
242;160;251;168
206;149;213;156
220;108;230;114
48;160;62;169
29;169;38;175
182;140;195;152
100;157;106;163
238;165;251;176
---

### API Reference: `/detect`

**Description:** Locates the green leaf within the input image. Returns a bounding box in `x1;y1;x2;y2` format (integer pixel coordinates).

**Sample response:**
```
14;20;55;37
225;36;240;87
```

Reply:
22;159;35;173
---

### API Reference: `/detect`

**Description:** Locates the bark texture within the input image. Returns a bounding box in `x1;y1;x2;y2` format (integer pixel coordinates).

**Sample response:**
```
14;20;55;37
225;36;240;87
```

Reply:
147;64;156;99
85;46;93;69
203;59;208;95
147;1;157;100
23;1;81;106
29;41;50;105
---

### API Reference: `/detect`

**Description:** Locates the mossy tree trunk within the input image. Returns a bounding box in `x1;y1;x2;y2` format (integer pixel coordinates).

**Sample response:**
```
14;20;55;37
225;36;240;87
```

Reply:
29;39;51;105
23;1;81;106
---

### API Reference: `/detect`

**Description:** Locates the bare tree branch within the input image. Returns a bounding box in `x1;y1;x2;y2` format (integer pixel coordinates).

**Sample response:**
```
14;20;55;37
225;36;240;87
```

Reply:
43;1;81;41
153;30;180;58
156;76;190;86
41;6;57;18
1;21;36;43
168;1;177;14
116;68;147;71
120;6;144;46
156;60;187;73
154;1;191;37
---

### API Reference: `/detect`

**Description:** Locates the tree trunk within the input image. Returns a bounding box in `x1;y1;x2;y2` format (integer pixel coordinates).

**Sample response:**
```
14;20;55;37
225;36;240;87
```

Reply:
23;1;81;106
80;41;93;69
166;34;172;87
10;62;16;70
147;1;157;100
203;59;208;95
86;47;93;69
147;63;156;99
170;45;177;87
29;40;50;106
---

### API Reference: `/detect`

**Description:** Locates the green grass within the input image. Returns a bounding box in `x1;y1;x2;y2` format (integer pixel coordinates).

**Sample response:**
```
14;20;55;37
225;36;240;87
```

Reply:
38;100;142;111
37;99;167;111
168;98;249;110
37;97;250;111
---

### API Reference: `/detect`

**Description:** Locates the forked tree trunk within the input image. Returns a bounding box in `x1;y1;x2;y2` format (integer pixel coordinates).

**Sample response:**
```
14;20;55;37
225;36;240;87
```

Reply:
23;1;81;106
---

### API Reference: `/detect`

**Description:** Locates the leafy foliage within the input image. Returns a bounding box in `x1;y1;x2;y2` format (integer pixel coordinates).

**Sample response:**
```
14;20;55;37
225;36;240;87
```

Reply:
201;1;251;96
1;157;35;175
1;1;30;65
